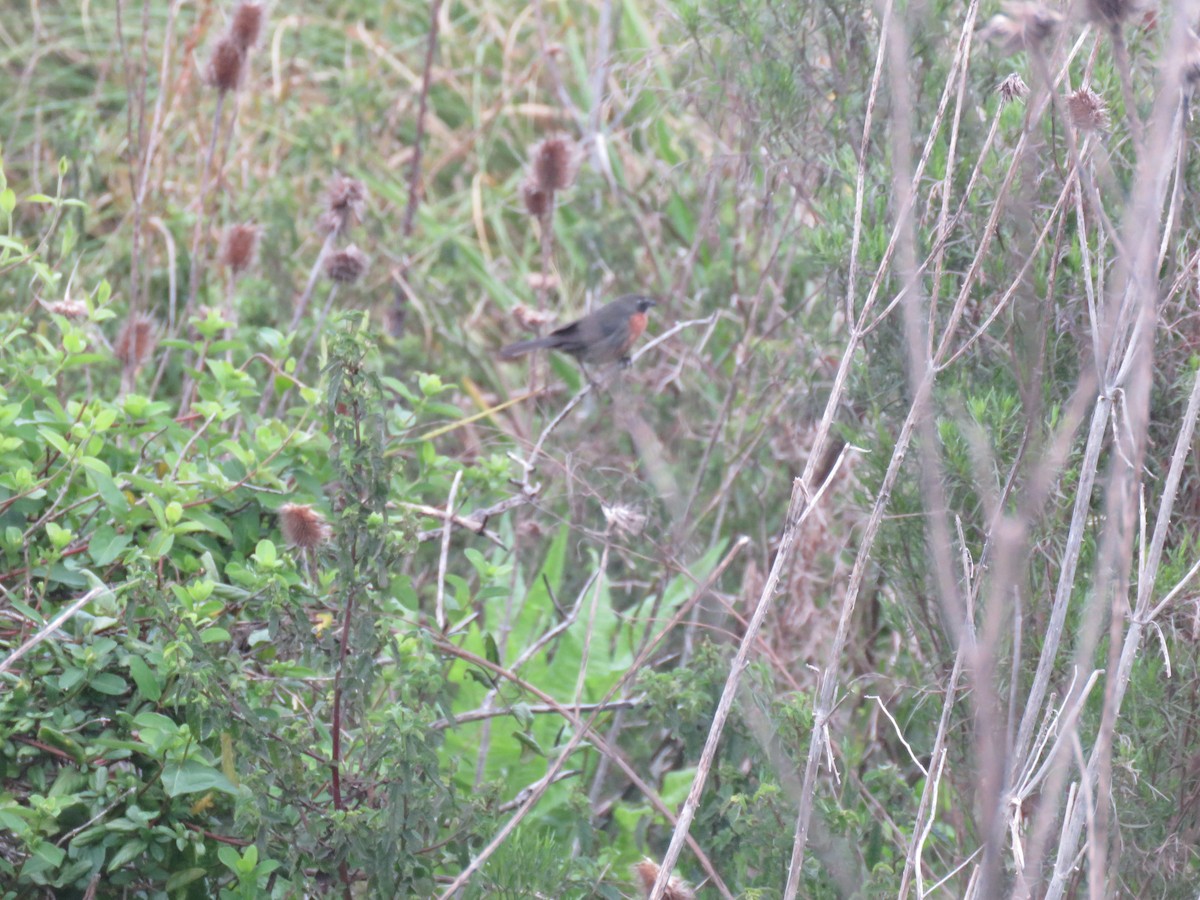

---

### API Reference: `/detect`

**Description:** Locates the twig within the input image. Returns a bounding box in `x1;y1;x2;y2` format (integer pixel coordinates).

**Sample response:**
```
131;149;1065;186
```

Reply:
435;470;462;631
650;462;845;899
0;585;128;675
400;0;444;243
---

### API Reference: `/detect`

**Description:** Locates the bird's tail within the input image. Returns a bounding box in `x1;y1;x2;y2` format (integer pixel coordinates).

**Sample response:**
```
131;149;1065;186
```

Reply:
497;336;555;359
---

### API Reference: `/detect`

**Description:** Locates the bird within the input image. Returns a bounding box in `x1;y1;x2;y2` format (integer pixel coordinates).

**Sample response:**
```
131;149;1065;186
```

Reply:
498;295;657;369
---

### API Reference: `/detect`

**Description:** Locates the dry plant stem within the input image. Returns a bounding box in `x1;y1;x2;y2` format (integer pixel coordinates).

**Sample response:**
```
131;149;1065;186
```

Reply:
1109;25;1143;147
650;466;844;900
434;469;462;631
431;697;641;730
0;585;110;675
572;540;609;711
436;538;749;900
296;284;341;372
184;92;226;331
842;0;892;323
330;585;357;899
401;0;444;243
1023;36;1194;900
288;231;338;333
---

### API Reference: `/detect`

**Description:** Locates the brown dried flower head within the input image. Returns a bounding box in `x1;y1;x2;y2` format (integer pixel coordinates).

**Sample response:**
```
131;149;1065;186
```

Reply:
632;861;695;900
220;223;260;274
44;298;89;319
602;503;648;536
1067;86;1109;132
521;179;551;218
325;245;369;284
979;2;1063;53
279;503;332;550
319;174;368;235
525;272;559;292
530;134;581;194
998;73;1030;104
230;1;265;52
114;313;159;371
206;37;244;93
511;303;558;332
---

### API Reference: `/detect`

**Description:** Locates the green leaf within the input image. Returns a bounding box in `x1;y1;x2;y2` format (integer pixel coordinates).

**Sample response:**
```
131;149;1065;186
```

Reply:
107;838;147;871
165;868;208;890
162;759;238;797
0;189;15;216
89;672;127;696
253;539;278;568
484;632;500;666
146;530;174;559
126;657;162;701
89;525;132;565
85;465;129;514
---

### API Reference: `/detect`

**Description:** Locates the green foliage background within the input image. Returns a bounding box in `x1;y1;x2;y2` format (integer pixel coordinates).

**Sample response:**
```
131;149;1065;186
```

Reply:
3;0;1200;897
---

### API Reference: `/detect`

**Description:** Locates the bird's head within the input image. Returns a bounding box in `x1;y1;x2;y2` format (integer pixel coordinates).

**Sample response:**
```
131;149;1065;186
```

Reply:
626;295;658;313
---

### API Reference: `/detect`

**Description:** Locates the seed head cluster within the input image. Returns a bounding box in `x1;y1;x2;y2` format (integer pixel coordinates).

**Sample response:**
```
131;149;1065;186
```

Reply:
220;223;260;274
278;503;332;550
114;313;159;371
520;134;581;217
320;174;368;236
206;2;267;94
1067;87;1109;132
325;245;370;284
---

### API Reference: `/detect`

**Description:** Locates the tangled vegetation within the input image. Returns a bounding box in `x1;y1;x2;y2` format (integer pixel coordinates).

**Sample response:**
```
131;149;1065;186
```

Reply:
4;0;1200;896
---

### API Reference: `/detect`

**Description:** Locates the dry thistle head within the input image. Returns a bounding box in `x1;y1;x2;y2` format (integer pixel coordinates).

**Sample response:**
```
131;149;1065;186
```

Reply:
43;298;89;319
632;860;695;900
206;36;244;93
979;2;1063;53
114;313;159;371
1067;86;1109;132
511;303;558;332
325;245;369;284
530;134;581;193
525;272;559;292
229;1;265;52
998;73;1030;104
220;223;261;274
602;503;648;536
521;179;551;218
319;174;368;236
279;503;332;550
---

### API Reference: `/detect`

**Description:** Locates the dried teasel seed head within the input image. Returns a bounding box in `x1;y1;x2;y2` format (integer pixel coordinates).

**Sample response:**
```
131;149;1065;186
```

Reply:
325;245;369;284
632;861;695;900
206;37;245;93
998;73;1030;104
279;503;332;549
511;303;558;332
602;503;647;536
43;298;89;319
979;2;1063;53
319;174;368;236
530;134;581;193
114;313;159;371
521;179;551;218
220;223;261;274
229;0;265;52
1067;86;1109;132
525;272;559;292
